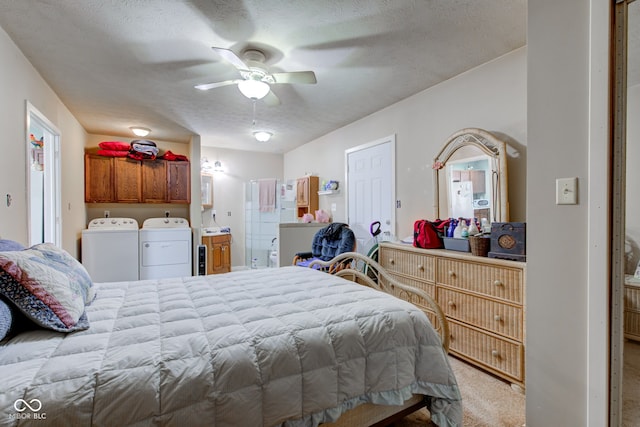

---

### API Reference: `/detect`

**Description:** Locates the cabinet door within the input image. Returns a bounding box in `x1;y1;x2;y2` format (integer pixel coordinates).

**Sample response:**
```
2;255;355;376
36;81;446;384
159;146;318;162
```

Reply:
167;162;190;203
296;177;309;206
85;154;114;202
206;235;231;274
141;160;167;203
470;170;486;194
114;158;141;202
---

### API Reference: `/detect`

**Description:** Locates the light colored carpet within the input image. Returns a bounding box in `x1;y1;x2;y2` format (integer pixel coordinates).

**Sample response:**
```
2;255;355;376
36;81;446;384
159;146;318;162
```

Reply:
394;356;525;427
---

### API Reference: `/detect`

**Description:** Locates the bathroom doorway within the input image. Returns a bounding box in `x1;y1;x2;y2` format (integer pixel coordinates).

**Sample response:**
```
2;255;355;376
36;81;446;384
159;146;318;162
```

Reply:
26;102;61;247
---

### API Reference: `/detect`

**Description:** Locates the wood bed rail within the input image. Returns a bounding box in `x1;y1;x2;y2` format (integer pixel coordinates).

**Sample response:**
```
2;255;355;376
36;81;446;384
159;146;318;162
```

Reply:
309;252;450;353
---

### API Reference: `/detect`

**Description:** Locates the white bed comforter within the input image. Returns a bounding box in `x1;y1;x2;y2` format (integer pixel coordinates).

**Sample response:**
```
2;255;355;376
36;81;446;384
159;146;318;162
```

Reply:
0;267;461;427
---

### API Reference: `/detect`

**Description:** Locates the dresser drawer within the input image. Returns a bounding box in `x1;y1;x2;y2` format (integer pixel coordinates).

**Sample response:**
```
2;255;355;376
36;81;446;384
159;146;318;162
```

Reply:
383;272;436;299
448;319;524;382
625;285;640;311
380;247;435;282
437;287;523;341
436;258;523;304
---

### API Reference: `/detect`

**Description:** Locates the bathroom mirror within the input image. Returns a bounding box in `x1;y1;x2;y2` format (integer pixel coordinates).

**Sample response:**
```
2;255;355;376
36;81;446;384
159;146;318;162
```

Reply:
433;128;508;223
201;173;213;209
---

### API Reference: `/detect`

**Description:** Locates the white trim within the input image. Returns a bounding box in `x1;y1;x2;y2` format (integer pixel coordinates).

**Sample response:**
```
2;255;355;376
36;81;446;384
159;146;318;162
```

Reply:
587;0;612;425
345;134;396;238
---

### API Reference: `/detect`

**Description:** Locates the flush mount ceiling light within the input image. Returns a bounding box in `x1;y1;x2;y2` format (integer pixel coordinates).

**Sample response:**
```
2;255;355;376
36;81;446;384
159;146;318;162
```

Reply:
253;131;273;142
237;79;270;100
130;127;150;137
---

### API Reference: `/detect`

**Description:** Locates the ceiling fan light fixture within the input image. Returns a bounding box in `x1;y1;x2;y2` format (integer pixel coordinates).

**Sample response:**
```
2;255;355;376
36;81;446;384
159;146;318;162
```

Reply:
130;127;150;137
238;79;270;100
253;131;273;142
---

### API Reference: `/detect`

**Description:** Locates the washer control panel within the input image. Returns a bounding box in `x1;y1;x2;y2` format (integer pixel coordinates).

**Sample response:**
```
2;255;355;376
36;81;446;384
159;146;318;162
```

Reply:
88;218;139;230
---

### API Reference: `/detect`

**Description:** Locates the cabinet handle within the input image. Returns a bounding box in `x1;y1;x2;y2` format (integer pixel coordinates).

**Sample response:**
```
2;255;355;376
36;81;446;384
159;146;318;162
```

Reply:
494;315;502;322
491;350;500;358
493;280;503;287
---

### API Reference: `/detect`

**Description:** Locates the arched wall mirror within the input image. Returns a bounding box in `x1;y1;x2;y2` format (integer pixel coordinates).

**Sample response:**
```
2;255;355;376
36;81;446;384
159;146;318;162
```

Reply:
433;128;509;223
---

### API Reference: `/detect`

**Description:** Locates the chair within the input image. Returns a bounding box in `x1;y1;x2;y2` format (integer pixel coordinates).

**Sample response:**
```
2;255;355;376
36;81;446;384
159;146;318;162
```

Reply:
292;223;356;273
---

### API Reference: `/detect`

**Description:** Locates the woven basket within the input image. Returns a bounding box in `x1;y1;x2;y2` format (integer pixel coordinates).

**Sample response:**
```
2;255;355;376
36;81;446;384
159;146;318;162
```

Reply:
469;235;491;257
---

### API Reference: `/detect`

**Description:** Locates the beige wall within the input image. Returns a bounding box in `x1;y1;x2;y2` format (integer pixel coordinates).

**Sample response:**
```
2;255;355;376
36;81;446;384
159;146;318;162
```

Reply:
199;144;283;268
0;25;87;258
527;0;610;425
285;47;527;240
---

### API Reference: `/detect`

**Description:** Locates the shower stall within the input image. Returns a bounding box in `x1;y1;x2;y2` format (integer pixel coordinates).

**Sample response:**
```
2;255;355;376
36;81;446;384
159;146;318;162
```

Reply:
245;179;296;268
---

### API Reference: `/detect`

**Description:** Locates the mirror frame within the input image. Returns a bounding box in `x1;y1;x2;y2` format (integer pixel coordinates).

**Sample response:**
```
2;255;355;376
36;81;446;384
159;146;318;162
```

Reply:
432;127;509;222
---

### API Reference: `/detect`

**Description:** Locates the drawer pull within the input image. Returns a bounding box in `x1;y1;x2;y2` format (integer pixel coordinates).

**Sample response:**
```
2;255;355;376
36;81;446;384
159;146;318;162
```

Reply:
389;258;395;265
491;350;500;358
447;301;456;308
493;280;504;287
494;315;502;322
417;264;424;271
448;270;456;278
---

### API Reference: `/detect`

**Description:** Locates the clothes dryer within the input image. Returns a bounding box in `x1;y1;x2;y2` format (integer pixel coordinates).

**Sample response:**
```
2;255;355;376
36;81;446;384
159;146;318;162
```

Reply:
139;217;192;280
81;218;139;282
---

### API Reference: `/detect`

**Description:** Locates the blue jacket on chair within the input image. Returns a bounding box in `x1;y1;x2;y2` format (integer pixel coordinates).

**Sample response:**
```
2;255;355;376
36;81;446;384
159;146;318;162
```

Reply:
311;223;355;261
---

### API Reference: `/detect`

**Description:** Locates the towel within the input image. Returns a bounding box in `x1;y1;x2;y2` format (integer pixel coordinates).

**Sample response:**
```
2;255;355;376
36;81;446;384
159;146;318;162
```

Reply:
259;179;277;212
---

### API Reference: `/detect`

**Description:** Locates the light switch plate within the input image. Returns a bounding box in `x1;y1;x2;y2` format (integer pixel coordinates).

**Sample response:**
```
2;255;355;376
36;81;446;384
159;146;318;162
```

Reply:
556;177;578;205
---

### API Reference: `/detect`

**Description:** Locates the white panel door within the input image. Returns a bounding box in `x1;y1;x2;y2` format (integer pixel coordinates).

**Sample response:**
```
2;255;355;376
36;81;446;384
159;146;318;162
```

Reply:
346;136;395;253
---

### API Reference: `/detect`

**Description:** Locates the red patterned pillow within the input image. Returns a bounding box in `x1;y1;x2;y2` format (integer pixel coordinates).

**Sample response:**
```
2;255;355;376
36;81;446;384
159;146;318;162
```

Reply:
98;141;130;151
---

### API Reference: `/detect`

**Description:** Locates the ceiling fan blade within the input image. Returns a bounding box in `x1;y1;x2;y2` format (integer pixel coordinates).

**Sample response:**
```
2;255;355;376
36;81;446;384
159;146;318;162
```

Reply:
271;71;317;85
194;79;241;91
212;47;250;71
262;90;281;106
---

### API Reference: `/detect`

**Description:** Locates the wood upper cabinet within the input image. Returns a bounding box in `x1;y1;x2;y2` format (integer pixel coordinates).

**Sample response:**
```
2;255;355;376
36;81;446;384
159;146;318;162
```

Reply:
296;176;319;218
167;161;190;203
85;154;114;202
85;154;190;204
141;160;167;203
114;158;142;202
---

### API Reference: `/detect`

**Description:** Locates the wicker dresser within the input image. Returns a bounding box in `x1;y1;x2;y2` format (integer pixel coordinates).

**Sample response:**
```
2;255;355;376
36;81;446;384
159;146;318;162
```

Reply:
624;276;640;341
379;242;526;389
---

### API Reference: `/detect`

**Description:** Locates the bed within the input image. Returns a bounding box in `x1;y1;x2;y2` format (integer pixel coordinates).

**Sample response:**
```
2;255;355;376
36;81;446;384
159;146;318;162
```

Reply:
0;243;461;426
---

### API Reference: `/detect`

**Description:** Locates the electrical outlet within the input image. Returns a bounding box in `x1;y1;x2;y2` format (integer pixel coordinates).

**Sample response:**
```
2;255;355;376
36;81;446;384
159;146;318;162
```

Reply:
227;211;231;216
104;210;110;218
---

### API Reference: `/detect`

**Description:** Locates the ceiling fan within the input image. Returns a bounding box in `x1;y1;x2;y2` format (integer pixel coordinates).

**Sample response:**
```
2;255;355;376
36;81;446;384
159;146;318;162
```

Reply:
194;47;317;105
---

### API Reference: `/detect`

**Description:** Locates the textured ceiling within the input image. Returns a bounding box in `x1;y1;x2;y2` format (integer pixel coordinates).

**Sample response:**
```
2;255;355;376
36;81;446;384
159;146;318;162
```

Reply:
0;1;529;153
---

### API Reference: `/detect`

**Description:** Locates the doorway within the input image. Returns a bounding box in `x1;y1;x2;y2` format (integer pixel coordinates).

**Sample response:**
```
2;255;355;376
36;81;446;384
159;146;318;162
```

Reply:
26;102;61;247
345;135;396;251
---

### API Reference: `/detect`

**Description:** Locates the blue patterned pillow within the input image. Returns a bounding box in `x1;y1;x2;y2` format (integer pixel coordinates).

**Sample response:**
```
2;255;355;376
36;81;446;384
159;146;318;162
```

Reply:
0;239;25;252
0;243;95;332
0;297;13;340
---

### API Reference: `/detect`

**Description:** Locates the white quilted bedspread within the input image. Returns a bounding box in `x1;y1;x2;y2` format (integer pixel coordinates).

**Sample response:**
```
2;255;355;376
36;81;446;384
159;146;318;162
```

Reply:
0;267;461;426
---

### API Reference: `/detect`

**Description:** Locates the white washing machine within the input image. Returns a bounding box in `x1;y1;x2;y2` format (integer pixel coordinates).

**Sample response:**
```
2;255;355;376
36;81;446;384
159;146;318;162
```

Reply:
81;218;139;282
139;217;192;280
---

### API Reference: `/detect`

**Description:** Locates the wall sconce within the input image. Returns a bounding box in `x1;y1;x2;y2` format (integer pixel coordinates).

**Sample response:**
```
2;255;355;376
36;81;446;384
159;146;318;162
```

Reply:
253;131;273;142
130;127;150;137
